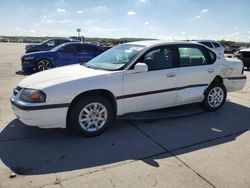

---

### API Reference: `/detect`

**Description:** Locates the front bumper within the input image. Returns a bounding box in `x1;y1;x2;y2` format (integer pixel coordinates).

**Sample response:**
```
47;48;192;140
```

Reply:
21;58;37;72
10;95;68;129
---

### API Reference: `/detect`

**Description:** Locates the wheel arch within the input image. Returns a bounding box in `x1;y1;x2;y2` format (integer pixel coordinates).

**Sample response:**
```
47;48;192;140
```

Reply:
204;75;224;94
66;89;117;128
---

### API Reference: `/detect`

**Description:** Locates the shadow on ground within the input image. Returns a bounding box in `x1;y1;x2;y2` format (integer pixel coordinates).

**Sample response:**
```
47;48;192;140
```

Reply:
15;70;31;76
0;101;249;175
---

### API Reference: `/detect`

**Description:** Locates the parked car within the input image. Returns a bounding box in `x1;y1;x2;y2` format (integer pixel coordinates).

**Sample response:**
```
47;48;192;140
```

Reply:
234;48;250;70
225;45;240;54
69;36;85;42
25;38;76;53
195;40;225;56
11;41;246;136
21;42;105;72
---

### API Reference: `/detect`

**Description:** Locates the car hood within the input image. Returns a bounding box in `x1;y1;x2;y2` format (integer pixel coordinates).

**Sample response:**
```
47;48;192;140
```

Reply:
18;64;111;89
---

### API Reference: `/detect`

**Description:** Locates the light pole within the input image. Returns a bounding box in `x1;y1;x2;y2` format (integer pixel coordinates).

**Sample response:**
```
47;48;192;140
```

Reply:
77;28;81;39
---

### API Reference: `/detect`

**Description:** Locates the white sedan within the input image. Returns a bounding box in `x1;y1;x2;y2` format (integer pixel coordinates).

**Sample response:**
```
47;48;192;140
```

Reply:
11;41;247;136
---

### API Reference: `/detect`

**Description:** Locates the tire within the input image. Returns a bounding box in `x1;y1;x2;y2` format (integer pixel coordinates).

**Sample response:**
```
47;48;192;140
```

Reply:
37;59;52;71
68;95;114;137
202;82;227;111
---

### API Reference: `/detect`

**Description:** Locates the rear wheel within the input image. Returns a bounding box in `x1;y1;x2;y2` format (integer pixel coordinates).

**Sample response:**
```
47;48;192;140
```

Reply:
202;82;227;111
68;95;114;137
37;59;52;71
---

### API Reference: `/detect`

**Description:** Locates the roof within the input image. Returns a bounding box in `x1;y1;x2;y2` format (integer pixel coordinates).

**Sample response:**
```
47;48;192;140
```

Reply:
192;40;219;43
126;40;201;47
240;48;250;52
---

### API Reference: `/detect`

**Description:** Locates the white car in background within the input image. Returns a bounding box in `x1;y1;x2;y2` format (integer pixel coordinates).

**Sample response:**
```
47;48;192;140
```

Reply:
196;40;225;56
11;40;246;136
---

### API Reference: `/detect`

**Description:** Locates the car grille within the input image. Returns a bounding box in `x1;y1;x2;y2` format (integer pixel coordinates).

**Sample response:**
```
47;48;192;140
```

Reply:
13;86;22;96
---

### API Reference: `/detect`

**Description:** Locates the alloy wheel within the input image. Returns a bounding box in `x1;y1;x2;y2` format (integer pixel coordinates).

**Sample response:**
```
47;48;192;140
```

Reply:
78;102;108;132
207;87;224;108
37;60;52;71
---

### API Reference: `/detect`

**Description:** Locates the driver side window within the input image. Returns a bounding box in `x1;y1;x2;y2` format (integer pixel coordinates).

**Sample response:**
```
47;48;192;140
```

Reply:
46;40;55;46
141;47;174;71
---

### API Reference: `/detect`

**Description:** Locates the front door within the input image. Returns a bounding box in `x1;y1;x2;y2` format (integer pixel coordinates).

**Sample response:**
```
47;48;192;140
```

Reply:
123;46;178;114
56;43;80;66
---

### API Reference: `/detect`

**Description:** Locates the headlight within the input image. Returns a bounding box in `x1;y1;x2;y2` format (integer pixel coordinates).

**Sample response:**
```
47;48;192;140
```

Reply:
23;56;35;61
20;89;46;102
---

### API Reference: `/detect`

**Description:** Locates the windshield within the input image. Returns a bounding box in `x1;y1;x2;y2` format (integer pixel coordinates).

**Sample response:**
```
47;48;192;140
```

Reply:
40;39;50;45
86;44;145;71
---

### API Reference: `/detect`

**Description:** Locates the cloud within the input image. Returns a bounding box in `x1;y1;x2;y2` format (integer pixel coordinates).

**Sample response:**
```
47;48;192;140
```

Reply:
57;8;66;12
248;31;250;34
76;10;84;14
201;9;208;14
41;15;71;23
194;9;208;20
127;11;136;16
226;32;241;37
139;0;146;2
14;27;27;32
93;6;109;12
144;22;150;25
30;29;36;33
34;23;39;26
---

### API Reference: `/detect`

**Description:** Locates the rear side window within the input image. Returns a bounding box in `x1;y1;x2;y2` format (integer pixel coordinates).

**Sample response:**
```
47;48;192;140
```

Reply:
178;47;208;67
212;42;221;48
199;42;213;48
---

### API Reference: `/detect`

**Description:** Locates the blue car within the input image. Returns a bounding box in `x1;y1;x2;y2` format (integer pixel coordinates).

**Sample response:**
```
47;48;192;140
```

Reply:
21;42;106;72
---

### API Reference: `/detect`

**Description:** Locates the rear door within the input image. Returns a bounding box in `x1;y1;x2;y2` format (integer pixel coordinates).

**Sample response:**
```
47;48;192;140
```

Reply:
176;44;217;105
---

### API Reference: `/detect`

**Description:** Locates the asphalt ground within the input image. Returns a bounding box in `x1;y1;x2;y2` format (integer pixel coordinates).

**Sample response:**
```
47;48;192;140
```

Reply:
0;43;249;188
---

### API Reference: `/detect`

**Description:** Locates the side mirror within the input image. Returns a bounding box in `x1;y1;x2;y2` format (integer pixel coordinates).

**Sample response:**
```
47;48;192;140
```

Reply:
134;63;148;73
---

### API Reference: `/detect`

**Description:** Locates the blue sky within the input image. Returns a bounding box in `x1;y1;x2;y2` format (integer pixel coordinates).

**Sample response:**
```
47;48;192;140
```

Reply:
0;0;249;41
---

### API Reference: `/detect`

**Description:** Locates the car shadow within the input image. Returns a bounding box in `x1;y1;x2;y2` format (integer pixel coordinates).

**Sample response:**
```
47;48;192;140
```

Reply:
15;70;31;76
0;101;249;175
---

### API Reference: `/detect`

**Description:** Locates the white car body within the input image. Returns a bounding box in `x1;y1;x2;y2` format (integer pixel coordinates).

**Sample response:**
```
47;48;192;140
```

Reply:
11;41;246;129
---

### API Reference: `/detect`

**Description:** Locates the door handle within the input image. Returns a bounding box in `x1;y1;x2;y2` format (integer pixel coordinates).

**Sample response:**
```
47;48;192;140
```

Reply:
166;72;176;78
207;69;215;73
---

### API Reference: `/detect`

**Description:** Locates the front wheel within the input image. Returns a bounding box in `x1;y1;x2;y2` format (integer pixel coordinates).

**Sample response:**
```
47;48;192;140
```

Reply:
37;59;52;71
68;95;114;137
202;82;227;111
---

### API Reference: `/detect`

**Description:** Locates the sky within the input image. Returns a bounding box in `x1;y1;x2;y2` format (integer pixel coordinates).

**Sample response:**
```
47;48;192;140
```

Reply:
0;0;250;41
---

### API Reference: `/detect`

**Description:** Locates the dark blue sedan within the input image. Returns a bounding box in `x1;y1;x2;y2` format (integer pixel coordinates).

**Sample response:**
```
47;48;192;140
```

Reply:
21;42;106;72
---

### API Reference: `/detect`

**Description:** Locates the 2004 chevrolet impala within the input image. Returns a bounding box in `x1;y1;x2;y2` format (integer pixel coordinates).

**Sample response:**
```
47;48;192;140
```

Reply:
11;41;247;136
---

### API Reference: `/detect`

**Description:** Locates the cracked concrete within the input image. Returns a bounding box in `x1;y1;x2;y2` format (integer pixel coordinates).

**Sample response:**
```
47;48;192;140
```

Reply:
0;43;250;188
